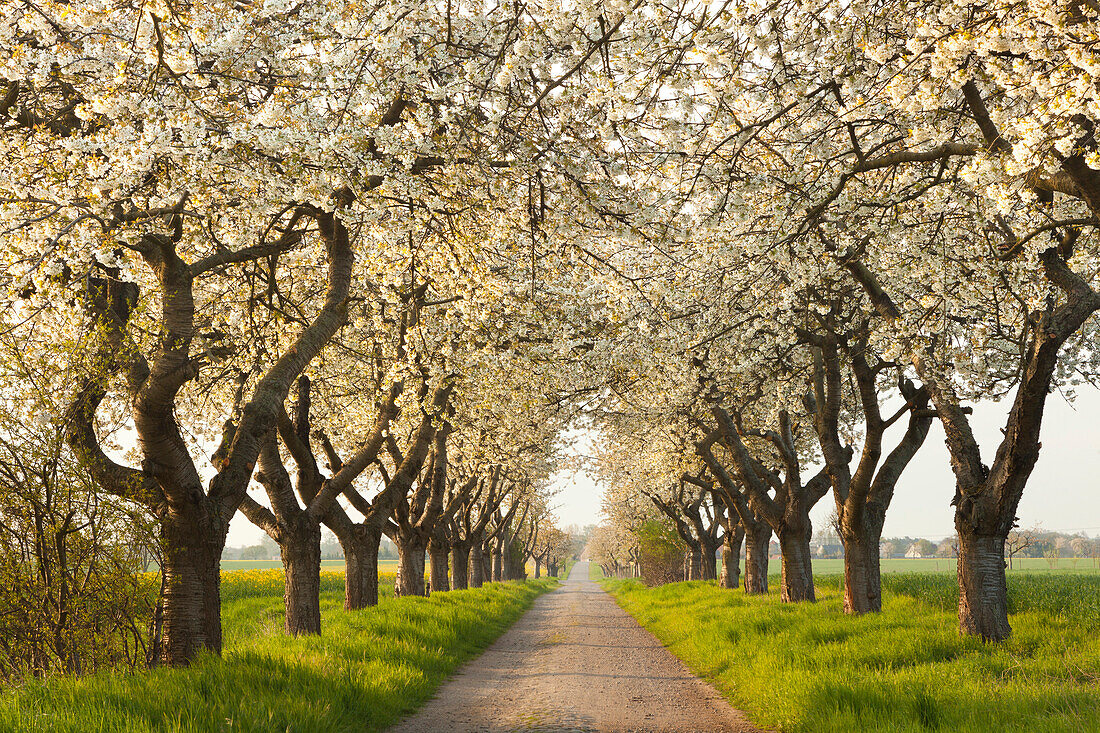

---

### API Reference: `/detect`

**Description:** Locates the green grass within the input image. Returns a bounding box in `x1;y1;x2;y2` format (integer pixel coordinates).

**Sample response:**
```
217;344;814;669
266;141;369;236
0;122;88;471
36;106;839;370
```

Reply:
0;571;557;732
587;561;605;581
603;574;1100;732
558;557;576;580
806;557;1100;574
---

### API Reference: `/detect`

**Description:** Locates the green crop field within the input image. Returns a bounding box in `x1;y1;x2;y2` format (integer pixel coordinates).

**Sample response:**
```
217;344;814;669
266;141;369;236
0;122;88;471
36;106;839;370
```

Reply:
0;570;557;732
810;557;1100;574
219;558;401;573
716;557;1100;576
603;572;1100;732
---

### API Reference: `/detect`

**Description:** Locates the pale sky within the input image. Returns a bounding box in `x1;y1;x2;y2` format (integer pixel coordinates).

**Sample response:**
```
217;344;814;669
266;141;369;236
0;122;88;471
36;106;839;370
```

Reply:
227;386;1100;547
543;386;1100;542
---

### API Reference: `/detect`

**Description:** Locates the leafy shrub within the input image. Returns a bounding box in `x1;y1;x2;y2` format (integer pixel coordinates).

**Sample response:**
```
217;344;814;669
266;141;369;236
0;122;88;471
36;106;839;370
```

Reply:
637;519;684;586
0;421;157;681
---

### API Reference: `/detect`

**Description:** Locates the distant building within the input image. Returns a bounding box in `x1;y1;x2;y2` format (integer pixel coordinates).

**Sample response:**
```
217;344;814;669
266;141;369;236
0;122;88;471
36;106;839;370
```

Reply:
811;534;844;559
904;544;924;559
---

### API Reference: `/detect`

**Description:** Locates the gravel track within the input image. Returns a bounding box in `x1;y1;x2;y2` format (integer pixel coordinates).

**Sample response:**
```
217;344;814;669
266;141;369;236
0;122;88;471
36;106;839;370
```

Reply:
388;561;763;732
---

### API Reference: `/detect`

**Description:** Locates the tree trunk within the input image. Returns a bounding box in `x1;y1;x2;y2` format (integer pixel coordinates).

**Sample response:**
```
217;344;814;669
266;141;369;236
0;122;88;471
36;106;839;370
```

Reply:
428;539;450;594
469;541;485;588
338;525;381;609
700;541;718;581
534;557;542;578
280;520;322;636
395;538;426;597
688;544;703;581
841;526;883;614
721;525;744;590
743;522;770;594
492;546;503;582
451;544;471;590
957;531;1011;642
158;507;225;665
778;529;815;602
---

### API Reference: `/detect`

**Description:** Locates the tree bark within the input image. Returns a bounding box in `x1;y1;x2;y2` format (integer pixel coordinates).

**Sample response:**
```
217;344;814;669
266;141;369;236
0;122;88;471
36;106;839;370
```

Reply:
158;508;225;664
700;543;717;580
841;524;884;614
743;520;771;594
395;539;427;597
428;538;450;593
778;528;815;602
721;523;744;589
451;544;471;590
480;538;493;583
469;539;485;588
333;523;381;609
687;544;703;581
534;557;542;578
280;520;322;636
492;546;503;582
957;532;1011;642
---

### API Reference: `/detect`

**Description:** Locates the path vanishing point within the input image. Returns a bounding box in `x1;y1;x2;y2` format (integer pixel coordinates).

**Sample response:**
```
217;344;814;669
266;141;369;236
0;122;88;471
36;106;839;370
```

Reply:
389;561;763;733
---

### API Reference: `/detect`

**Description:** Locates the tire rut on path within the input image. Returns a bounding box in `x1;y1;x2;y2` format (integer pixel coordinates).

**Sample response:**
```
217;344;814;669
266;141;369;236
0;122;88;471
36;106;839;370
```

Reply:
387;561;763;733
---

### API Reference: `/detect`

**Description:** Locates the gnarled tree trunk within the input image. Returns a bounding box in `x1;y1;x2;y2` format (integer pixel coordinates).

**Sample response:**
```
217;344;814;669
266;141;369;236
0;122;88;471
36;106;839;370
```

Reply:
158;508;226;663
469;539;486;587
721;523;744;590
700;543;717;581
778;524;815;602
330;522;382;609
743;518;771;594
395;538;427;597
281;519;322;636
428;538;450;593
840;520;884;615
687;543;703;581
452;544;471;590
957;531;1010;641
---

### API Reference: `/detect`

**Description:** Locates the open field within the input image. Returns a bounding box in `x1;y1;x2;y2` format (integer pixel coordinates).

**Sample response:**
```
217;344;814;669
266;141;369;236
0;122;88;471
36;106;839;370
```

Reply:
718;557;1100;575
811;557;1100;574
0;571;558;732
219;558;400;572
603;573;1100;732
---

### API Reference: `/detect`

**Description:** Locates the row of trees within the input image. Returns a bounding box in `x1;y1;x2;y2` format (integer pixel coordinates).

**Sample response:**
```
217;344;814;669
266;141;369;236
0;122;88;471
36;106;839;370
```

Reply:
0;0;606;669
2;0;1098;674
570;0;1100;644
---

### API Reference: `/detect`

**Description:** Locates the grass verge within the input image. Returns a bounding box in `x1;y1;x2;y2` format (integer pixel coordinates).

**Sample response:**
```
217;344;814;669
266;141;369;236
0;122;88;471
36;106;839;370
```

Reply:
1;575;557;732
602;574;1100;732
588;562;605;581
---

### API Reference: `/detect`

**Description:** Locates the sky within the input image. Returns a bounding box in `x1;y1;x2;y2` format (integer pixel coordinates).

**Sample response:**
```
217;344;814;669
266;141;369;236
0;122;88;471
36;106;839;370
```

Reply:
541;386;1100;542
227;385;1100;547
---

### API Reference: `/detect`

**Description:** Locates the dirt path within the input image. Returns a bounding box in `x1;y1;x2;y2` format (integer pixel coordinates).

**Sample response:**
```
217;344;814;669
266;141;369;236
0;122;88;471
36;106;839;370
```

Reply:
388;561;763;732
